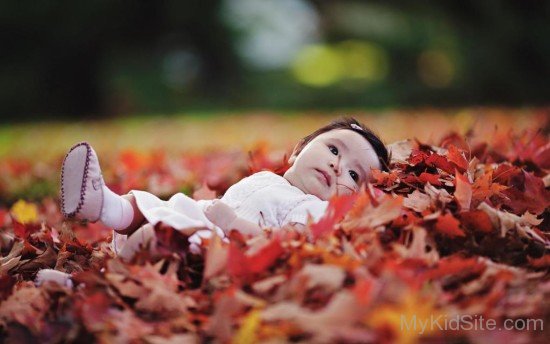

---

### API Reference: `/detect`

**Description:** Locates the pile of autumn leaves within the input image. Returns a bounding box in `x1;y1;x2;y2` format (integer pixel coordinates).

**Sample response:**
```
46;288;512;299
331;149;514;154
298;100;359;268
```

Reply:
0;128;549;343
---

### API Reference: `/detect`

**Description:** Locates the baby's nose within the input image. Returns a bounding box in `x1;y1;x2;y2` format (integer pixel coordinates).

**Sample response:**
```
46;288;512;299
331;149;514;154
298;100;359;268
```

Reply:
329;162;341;175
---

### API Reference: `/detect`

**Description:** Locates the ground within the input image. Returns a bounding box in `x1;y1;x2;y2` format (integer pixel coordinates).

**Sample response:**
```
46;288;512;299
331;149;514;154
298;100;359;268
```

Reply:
0;109;549;343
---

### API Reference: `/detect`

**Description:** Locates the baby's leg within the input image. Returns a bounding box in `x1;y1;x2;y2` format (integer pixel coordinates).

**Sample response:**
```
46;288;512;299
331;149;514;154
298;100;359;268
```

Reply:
117;193;146;235
60;142;145;235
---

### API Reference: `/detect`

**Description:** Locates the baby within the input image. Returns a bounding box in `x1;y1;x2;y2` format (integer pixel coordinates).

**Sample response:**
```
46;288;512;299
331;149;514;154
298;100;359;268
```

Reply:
59;117;389;257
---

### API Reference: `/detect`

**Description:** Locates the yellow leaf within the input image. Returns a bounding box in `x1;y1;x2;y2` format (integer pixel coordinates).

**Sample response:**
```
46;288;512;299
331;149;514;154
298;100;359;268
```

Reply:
10;200;39;224
233;310;261;344
366;292;443;344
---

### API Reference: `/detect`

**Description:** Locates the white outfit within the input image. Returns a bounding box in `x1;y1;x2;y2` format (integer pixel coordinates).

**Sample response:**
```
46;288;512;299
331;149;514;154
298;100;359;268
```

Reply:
112;171;328;253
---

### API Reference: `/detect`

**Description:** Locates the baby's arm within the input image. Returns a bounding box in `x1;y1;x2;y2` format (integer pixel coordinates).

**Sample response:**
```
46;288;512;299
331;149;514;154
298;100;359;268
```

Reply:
204;200;262;236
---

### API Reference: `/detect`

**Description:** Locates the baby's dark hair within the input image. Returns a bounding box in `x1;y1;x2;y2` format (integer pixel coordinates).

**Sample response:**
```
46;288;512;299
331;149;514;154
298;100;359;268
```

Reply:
292;117;390;172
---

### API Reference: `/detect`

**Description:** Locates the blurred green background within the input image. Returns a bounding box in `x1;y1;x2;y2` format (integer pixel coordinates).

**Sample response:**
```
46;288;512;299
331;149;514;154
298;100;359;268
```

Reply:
1;0;549;122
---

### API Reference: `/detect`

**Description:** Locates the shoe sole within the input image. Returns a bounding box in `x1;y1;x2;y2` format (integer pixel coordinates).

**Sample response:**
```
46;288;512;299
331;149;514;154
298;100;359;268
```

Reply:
60;142;92;218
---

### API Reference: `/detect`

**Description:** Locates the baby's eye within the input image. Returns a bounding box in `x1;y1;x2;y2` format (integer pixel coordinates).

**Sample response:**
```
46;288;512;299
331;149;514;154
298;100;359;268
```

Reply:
328;145;338;155
349;170;359;182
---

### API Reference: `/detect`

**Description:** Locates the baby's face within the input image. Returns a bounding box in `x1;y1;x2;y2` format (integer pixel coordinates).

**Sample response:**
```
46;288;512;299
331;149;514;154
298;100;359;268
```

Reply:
283;129;382;200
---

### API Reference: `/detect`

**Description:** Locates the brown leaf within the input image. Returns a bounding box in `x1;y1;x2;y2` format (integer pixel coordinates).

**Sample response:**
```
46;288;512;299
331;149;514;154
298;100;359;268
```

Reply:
0;282;49;334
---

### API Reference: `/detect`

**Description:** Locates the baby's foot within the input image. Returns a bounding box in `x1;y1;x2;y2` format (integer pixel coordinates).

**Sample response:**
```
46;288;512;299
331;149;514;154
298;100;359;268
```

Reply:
60;142;104;222
35;269;73;288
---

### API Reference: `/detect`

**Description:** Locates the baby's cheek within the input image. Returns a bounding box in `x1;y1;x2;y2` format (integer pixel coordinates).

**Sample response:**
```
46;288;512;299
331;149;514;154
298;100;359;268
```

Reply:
336;184;355;196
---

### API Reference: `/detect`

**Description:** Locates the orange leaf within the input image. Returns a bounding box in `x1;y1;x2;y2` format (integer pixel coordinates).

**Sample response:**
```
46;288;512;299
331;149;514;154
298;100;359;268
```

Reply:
447;145;468;172
247;239;284;274
472;169;507;201
418;172;441;186
353;278;374;306
420;255;485;281
434;213;465;238
227;238;284;280
425;153;455;174
459;210;494;233
310;193;359;240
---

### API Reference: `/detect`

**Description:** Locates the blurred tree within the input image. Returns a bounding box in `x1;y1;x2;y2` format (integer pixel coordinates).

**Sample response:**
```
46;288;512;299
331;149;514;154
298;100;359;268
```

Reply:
0;0;548;121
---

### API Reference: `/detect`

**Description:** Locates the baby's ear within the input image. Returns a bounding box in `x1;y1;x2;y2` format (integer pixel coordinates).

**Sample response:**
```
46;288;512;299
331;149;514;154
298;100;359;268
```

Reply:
288;154;296;165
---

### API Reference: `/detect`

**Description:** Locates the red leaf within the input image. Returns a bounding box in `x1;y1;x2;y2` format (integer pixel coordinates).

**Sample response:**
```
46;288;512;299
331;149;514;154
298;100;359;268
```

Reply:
418;172;441;186
0;208;8;227
533;142;550;169
310;193;359;240
420;255;485;281
492;164;521;185
227;243;248;279
503;171;550;215
447;145;468;172
459;210;494;233
227;238;284;279
434;213;465;238
12;220;40;239
425;153;455;174
408;150;429;166
353;278;375;306
73;221;112;245
248;239;284;274
76;292;112;331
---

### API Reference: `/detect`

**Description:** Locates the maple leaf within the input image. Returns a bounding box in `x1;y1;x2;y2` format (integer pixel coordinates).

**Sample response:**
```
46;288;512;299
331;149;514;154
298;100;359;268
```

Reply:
367;291;442;344
310;193;358;239
459;210;494;233
403;190;431;213
75;291;112;332
420;255;486;281
0;282;50;334
234;309;261;344
295;264;346;292
387;139;415;163
342;194;403;231
261;291;364;342
533;141;550;169
471;169;507;202
502;171;550;215
434;212;465;238
0;208;9;228
192;182;217;200
119;149;148;172
227;237;284;280
418;172;442;186
446;145;469;172
454;172;472;210
203;234;228;280
425;152;455;174
372;169;399;188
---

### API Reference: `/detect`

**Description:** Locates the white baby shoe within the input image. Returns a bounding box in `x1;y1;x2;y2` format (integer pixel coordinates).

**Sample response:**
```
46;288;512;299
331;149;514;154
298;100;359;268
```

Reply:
60;142;104;222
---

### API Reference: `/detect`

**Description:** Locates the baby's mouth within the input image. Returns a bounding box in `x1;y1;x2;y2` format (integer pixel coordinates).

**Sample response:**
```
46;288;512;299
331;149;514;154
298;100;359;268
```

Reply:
315;169;332;187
